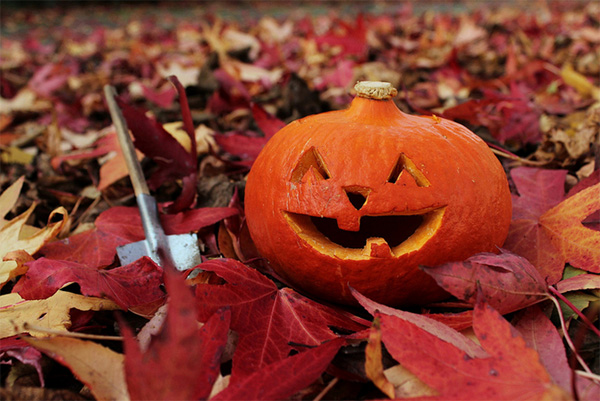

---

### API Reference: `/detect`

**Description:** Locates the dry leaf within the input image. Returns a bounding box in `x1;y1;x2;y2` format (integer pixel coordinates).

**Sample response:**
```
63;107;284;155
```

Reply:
0;202;68;288
365;317;395;398
24;336;129;401
383;364;437;398
0;291;119;338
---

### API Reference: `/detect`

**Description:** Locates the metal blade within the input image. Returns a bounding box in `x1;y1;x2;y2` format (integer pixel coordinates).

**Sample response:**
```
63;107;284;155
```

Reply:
117;233;202;271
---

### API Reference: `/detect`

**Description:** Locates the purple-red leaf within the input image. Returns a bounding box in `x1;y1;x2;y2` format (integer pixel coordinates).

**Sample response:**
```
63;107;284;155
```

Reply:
504;167;569;283
512;305;571;391
422;250;548;315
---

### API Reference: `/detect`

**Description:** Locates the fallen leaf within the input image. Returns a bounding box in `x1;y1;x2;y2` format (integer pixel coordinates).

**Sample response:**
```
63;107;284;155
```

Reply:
141;83;176;108
540;183;600;273
24;336;129;401
383;364;437;398
212;338;344;401
378;299;571;400
195;258;368;378
561;63;600;100
97;133;145;191
13;257;165;310
0;336;44;386
0;201;68;288
213;131;268;165
38;227;125;268
38;205;237;268
0;291;119;338
556;274;600;293
422;250;549;315
116;97;196;205
351;287;486;357
123;270;230;401
0;146;35;165
512;305;571;391
364;316;395;399
251;103;285;139
0;176;25;227
0;88;51;113
503;167;571;283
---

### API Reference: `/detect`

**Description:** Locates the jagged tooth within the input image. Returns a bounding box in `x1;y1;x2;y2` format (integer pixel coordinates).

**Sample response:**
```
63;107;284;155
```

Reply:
364;237;393;258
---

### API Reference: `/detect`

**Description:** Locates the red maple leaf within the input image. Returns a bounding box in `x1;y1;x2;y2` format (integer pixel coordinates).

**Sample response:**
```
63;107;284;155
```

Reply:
14;257;165;310
212;338;344;401
194;258;368;379
123;269;230;401
378;299;570;399
39;206;237;268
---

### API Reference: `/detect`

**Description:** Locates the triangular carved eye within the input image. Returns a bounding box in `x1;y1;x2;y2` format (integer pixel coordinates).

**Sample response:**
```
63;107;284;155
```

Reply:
290;147;331;183
387;153;431;187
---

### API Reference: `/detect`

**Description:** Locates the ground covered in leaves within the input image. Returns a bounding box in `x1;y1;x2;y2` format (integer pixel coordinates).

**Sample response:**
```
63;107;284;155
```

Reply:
0;1;599;400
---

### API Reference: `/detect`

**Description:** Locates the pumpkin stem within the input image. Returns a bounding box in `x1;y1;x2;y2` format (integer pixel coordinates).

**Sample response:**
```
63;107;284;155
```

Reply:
354;81;398;100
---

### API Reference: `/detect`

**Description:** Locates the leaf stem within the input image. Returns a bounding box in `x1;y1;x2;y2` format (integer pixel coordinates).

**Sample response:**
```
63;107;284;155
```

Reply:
547;295;595;377
575;370;600;383
313;377;339;401
548;286;600;338
488;145;547;166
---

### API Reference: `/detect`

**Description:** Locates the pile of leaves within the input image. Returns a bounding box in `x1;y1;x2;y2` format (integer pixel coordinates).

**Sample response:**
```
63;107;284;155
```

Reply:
1;2;599;400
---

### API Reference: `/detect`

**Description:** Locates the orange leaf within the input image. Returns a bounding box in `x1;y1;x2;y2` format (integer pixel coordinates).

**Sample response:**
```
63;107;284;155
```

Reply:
540;183;600;273
365;316;395;399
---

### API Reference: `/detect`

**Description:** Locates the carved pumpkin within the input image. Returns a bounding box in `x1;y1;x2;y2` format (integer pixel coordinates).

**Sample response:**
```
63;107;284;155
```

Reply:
244;81;512;306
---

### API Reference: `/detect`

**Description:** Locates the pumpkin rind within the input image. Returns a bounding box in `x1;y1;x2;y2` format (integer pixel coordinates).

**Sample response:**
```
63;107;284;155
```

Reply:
244;82;512;306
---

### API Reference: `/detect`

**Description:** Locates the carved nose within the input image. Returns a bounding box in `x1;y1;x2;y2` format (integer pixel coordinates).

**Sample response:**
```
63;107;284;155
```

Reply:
344;188;368;210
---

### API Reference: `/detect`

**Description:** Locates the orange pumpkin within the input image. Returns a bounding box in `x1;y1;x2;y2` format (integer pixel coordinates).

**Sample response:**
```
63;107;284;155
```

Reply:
244;81;512;306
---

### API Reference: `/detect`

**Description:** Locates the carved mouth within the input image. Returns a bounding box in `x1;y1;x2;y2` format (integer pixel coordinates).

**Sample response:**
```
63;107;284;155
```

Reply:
282;208;446;260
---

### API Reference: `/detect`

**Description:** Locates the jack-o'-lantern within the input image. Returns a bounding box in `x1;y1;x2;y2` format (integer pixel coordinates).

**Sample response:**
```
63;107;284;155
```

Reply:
244;81;512;306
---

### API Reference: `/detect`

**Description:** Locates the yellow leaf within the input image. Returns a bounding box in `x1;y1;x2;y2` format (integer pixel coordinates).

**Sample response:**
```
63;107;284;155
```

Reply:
0;291;120;338
561;64;600;100
24;336;129;401
163;121;192;152
0;204;68;287
0;146;35;165
0;176;24;227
